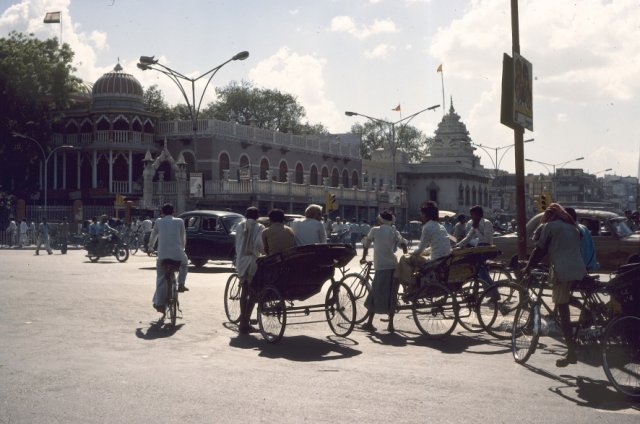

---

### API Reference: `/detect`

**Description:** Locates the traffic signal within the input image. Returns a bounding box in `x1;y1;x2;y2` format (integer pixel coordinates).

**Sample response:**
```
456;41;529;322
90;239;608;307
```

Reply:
325;192;338;212
539;193;548;211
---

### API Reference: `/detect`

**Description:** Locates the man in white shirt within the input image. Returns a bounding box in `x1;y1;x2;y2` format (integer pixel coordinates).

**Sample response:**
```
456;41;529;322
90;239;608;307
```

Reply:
149;203;189;313
360;211;407;333
292;204;327;246
349;219;361;248
19;219;28;247
457;205;493;247
141;215;153;251
396;204;452;288
456;205;495;289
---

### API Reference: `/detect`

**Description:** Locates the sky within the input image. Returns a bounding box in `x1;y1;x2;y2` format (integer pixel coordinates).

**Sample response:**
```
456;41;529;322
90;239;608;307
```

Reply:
2;0;639;177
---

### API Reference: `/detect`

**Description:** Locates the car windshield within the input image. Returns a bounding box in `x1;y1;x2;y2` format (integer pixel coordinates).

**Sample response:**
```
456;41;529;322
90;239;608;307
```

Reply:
223;216;244;233
610;217;633;237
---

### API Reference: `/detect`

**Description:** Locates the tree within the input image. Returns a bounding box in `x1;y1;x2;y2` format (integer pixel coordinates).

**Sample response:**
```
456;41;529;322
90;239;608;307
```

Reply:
350;121;428;163
200;80;326;135
0;31;81;193
143;84;175;120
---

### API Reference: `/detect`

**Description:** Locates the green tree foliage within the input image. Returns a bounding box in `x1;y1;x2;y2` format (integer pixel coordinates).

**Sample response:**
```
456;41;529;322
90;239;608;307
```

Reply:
350;121;428;163
200;80;327;135
143;84;176;121
0;31;81;192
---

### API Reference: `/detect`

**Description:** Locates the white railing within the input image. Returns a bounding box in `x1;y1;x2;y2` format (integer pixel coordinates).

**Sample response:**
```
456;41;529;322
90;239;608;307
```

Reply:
96;131;110;143
111;180;129;193
157;118;360;159
81;133;92;145
113;130;128;143
66;134;78;145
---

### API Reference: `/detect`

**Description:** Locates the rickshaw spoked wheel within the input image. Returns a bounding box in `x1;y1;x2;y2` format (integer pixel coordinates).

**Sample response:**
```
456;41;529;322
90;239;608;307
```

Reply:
258;286;286;343
412;282;458;339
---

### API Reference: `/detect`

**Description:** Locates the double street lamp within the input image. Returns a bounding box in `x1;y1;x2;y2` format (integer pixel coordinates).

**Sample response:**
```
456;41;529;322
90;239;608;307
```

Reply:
525;156;584;201
344;104;440;189
471;138;534;178
12;132;75;214
137;51;249;133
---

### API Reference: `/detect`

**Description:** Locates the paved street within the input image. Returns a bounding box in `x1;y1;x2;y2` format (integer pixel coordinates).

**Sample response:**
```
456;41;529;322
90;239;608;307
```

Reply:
0;248;638;423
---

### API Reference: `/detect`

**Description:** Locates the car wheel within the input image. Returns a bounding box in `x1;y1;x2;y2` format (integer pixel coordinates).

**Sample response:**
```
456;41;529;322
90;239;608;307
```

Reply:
191;258;207;268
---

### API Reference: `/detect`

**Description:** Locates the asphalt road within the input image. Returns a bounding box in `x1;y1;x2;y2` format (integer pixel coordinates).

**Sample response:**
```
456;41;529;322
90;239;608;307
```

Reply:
0;248;638;423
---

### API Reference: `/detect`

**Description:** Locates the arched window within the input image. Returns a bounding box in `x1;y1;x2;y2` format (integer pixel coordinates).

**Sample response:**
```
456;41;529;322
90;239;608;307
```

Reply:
96;117;110;131
260;158;269;180
218;153;230;180
113;117;128;131
321;166;329;185
295;163;304;184
239;155;250;180
132;120;142;132
310;165;318;185
351;171;359;188
331;168;339;187
279;160;288;182
341;169;349;188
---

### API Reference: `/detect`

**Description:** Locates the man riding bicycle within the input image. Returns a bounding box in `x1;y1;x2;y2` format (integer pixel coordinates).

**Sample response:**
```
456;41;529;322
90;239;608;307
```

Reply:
149;203;189;313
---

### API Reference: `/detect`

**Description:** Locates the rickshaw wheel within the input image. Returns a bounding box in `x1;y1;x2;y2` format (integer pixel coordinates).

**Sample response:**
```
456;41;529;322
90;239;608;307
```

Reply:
412;283;457;338
258;286;286;343
223;273;242;324
325;282;356;337
455;278;488;333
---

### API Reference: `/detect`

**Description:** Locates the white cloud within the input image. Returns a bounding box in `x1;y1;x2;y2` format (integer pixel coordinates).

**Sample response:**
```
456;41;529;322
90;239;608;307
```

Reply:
89;30;107;50
330;15;397;39
248;47;343;131
364;43;396;59
289;9;299;16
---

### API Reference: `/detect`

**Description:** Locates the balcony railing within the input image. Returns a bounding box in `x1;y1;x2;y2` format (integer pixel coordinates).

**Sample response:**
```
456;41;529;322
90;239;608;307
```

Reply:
157;118;361;159
50;131;156;148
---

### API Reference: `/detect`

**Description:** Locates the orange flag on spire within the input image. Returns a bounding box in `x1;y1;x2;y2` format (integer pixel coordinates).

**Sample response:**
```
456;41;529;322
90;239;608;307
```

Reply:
437;64;443;73
392;104;401;112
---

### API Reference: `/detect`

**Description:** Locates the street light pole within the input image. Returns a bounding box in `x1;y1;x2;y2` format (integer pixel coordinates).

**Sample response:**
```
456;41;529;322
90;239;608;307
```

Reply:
345;104;440;190
12;132;75;214
525;156;584;201
471;139;533;210
138;51;249;134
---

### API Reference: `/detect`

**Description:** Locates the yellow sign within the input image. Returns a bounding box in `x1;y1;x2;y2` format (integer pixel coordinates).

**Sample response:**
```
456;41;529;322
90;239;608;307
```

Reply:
114;193;125;206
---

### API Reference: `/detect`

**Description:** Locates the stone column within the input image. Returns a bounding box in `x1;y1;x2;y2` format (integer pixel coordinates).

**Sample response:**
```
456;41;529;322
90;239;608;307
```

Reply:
142;153;155;209
176;159;187;215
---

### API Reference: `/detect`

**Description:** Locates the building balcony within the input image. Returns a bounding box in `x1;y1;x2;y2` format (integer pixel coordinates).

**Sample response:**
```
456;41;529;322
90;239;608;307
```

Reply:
51;131;156;150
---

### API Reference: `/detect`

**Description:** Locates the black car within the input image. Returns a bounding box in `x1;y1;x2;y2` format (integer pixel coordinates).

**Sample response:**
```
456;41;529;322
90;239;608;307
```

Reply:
179;210;244;268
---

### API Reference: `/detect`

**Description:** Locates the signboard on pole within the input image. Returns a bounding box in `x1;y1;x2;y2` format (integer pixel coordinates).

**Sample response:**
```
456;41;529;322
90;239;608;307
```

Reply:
513;52;533;131
190;172;203;198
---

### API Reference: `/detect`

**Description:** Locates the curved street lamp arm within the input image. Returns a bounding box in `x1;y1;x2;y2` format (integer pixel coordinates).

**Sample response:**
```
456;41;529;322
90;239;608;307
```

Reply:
392;104;440;126
145;65;196;122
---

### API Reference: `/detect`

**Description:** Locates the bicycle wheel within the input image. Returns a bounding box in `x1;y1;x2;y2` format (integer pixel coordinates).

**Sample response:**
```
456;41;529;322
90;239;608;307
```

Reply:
166;278;178;327
325;281;356;337
224;273;242;324
339;273;370;324
257;286;286;343
412;283;457;339
512;300;540;364
602;315;640;398
478;281;526;340
129;236;139;255
455;277;488;333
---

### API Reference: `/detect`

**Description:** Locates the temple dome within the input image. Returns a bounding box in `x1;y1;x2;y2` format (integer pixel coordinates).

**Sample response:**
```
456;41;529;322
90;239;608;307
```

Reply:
91;63;144;110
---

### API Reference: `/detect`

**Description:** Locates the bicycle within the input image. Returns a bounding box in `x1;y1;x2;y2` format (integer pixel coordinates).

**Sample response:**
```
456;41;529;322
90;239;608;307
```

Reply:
511;270;608;364
338;261;373;324
160;259;183;326
476;258;530;339
224;273;242;324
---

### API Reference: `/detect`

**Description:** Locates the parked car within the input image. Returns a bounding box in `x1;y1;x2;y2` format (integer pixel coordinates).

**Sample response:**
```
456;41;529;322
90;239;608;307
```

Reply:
492;209;640;272
179;210;244;268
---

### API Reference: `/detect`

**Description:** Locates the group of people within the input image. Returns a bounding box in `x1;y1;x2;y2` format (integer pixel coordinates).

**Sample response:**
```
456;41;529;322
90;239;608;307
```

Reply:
325;216;371;248
4;216;72;255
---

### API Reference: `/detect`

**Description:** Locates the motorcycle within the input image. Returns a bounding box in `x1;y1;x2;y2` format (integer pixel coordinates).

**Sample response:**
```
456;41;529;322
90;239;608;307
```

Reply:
85;232;129;263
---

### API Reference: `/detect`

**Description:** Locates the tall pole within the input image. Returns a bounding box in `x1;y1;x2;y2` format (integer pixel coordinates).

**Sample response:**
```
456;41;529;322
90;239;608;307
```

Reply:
511;0;527;259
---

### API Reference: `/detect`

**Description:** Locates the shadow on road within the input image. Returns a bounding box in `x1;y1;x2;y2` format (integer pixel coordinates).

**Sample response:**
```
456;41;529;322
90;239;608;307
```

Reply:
135;321;184;339
229;334;362;362
523;363;640;411
188;265;235;274
408;333;486;354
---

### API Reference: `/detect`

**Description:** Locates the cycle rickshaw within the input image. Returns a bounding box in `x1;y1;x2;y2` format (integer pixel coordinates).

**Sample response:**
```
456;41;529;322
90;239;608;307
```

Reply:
393;245;502;338
224;244;358;343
